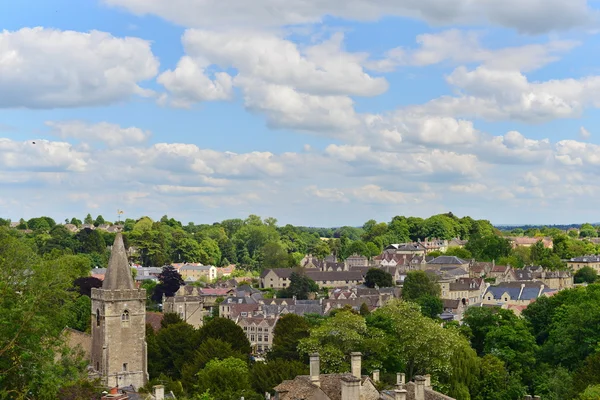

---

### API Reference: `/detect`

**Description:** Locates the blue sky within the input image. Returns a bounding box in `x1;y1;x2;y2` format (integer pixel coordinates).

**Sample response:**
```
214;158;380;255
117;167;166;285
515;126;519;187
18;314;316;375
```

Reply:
2;0;600;226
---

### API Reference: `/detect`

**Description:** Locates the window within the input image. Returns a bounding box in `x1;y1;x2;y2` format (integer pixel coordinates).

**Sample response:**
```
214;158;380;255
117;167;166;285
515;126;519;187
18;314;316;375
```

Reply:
250;335;255;341
504;297;508;301
96;362;100;371
123;363;128;372
96;309;100;327
121;310;130;327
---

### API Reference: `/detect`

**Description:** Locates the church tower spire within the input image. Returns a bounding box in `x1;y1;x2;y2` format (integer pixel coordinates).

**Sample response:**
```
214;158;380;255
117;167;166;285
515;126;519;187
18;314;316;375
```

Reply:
103;233;134;290
91;233;148;389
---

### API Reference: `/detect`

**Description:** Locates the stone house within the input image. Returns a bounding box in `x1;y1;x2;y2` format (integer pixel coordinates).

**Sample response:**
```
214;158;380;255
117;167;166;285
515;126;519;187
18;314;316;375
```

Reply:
507;237;553;249
178;264;217;282
345;254;369;268
260;268;296;289
567;255;600;274
163;286;234;328
482;281;556;311
305;270;364;289
487;265;513;283
511;266;574;290
441;278;487;305
426;256;470;271
237;317;277;354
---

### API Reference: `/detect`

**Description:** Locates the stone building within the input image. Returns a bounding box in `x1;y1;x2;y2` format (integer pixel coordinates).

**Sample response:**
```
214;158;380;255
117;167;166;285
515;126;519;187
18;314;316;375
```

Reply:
90;233;148;389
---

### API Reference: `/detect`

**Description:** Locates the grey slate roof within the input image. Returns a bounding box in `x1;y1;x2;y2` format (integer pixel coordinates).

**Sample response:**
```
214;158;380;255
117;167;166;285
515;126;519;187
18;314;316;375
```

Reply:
569;255;600;262
102;233;134;290
485;281;555;301
428;256;469;265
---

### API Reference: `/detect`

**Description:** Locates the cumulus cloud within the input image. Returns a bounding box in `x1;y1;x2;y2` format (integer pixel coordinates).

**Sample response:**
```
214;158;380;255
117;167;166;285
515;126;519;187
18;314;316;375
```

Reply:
103;0;595;33
0;139;88;172
0;27;159;108
580;126;592;140
46;121;151;147
407;66;600;123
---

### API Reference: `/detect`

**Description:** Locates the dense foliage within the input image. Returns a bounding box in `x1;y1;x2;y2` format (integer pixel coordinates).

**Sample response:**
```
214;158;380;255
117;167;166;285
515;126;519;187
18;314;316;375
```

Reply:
4;213;600;399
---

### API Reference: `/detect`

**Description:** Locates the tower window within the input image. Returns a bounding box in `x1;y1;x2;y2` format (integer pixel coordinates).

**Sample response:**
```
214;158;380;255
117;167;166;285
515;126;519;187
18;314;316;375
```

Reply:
96;362;100;371
123;363;128;372
96;309;100;326
121;310;130;327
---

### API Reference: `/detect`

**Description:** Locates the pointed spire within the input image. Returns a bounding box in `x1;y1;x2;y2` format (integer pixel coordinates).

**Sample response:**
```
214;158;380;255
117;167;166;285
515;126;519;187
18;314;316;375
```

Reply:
103;233;134;290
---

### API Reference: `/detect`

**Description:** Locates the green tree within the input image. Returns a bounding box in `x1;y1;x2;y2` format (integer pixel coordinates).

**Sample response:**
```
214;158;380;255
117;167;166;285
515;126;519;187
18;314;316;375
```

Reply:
365;268;394;288
194;357;251;397
148;322;199;379
579;384;600;400
298;310;386;373
579;223;598;238
261;241;289;269
472;355;525;400
417;295;443;319
198;317;252;354
278;272;319;300
269;314;310;361
84;213;93;225
93;215;105;227
0;230;88;398
466;235;512;261
359;303;371;316
402;271;440;301
181;338;246;392
250;359;308;395
173;237;204;263
575;266;598;284
199;238;221;266
67;295;92;332
445;247;472;259
69;218;82;227
368;300;477;388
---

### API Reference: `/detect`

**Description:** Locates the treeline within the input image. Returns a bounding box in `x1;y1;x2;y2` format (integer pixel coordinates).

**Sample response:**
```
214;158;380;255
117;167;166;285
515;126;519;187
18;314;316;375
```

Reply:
501;223;600;239
0;212;497;270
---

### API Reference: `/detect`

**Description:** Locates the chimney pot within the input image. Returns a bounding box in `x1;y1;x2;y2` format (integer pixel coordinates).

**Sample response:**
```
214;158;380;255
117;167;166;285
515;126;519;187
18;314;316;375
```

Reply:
372;369;380;383
414;376;426;400
153;385;164;400
396;372;405;386
394;389;407;400
109;388;118;395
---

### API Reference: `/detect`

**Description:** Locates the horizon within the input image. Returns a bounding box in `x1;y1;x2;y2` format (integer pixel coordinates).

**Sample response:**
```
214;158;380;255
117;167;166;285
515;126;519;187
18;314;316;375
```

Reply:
3;1;600;225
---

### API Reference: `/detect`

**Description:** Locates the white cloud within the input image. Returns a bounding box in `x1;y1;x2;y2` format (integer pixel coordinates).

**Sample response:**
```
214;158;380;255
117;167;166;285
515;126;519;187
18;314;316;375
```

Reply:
103;0;595;33
411;66;600;123
158;30;380;132
46;121;151;147
0;139;88;172
306;185;349;202
0;27;159;108
157;56;233;107
449;183;487;193
365;30;578;72
580;126;592;140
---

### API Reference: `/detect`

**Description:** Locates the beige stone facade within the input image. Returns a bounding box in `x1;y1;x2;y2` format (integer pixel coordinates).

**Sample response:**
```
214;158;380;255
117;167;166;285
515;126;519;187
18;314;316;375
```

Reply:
91;234;148;389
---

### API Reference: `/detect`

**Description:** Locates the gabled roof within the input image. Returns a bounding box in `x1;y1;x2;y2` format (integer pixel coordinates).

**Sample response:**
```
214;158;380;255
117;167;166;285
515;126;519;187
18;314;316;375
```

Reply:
260;268;295;279
485;281;556;301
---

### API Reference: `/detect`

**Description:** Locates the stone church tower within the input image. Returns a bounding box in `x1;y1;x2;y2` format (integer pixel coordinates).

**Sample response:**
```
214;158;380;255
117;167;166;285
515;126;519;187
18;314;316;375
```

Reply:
91;233;148;389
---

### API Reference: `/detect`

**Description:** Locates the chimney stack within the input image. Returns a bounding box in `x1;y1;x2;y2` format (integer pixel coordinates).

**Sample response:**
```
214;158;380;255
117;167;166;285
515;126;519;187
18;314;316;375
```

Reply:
340;376;361;400
372;369;380;383
414;376;426;400
153;385;164;400
350;352;362;378
394;389;407;400
310;353;320;387
424;374;431;388
396;373;405;387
